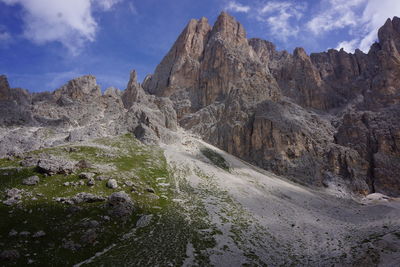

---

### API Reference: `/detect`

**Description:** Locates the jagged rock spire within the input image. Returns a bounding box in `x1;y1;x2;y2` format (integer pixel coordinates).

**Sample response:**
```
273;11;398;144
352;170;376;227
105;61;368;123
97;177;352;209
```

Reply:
0;75;11;101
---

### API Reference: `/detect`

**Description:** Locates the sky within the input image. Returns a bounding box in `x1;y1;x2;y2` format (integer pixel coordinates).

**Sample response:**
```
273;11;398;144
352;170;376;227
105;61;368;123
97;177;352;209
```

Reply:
0;0;400;92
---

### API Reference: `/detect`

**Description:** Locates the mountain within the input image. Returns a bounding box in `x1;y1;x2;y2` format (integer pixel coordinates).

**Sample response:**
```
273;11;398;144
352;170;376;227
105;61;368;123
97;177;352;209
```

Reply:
1;12;400;266
1;13;400;197
142;13;400;197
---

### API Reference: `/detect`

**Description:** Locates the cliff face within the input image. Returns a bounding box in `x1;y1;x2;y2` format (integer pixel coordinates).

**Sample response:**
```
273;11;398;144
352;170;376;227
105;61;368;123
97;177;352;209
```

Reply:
143;13;400;196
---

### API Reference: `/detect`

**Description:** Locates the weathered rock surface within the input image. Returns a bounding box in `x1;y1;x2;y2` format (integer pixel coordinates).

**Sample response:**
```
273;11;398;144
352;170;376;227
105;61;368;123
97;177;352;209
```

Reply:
106;179;118;189
107;191;134;218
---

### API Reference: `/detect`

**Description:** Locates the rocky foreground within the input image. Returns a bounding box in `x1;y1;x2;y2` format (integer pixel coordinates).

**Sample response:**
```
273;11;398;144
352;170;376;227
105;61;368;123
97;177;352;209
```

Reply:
1;11;400;266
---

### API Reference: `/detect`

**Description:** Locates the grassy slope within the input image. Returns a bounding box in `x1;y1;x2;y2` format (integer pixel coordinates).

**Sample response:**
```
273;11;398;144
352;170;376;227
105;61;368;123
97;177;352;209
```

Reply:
0;134;218;266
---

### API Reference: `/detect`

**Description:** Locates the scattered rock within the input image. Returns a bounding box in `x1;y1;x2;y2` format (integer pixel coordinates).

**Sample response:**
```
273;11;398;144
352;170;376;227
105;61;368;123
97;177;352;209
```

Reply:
33;231;46;238
79;172;95;179
87;178;95;186
55;193;105;205
75;159;92;169
22;176;40;186
8;230;17;237
107;179;118;189
107;191;134;218
19;231;30;236
3;188;24;206
63;182;70;186
125;181;134;187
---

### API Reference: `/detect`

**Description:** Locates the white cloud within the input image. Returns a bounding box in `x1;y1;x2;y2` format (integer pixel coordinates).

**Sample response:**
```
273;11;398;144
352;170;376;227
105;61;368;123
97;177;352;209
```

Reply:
357;0;400;51
307;0;366;35
257;1;306;41
0;0;123;55
336;39;358;52
225;1;250;13
308;0;400;52
96;0;123;11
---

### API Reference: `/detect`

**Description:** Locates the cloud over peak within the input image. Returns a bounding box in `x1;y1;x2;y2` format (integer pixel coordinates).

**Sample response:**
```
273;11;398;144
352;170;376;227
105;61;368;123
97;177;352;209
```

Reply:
225;1;250;13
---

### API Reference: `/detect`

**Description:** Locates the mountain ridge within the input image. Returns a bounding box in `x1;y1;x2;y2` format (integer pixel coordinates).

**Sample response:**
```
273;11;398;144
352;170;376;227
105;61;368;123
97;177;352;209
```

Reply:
1;12;399;197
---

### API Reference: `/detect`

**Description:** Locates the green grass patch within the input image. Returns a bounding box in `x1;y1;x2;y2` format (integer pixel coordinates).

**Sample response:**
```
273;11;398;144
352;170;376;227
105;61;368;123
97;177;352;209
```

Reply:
200;147;230;171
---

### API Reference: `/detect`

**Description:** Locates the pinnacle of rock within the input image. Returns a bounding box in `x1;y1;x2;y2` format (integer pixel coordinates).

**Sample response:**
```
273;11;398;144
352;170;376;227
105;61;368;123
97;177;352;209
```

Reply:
0;74;11;100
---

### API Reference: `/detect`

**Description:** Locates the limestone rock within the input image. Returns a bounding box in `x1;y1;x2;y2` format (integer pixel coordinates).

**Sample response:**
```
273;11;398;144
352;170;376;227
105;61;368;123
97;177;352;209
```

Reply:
107;191;134;218
37;156;75;175
54;75;101;101
107;179;118;189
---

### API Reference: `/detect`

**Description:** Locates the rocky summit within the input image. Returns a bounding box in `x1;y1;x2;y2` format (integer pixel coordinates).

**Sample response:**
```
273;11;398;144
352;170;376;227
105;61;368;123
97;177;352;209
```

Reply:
1;12;400;266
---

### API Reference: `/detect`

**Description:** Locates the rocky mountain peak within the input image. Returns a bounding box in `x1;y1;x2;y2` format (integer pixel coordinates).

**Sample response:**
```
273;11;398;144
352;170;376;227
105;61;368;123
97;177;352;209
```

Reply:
377;17;400;55
211;11;247;44
143;16;211;97
54;75;101;101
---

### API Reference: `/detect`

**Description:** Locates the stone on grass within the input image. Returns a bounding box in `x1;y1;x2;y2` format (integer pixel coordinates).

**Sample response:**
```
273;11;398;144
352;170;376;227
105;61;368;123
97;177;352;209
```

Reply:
22;176;40;186
75;159;92;169
3;188;24;206
87;178;95;186
106;179;118;189
79;172;95;179
37;157;75;175
55;193;105;205
33;231;46;238
107;191;134;218
8;230;17;237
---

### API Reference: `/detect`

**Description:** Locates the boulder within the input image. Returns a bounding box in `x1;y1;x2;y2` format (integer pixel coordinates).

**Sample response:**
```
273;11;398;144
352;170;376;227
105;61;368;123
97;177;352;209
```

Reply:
106;179;118;189
107;191;134;218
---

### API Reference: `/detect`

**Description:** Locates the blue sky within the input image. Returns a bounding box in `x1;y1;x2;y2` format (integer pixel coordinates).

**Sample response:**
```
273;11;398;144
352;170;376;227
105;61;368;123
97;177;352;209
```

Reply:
0;0;399;92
